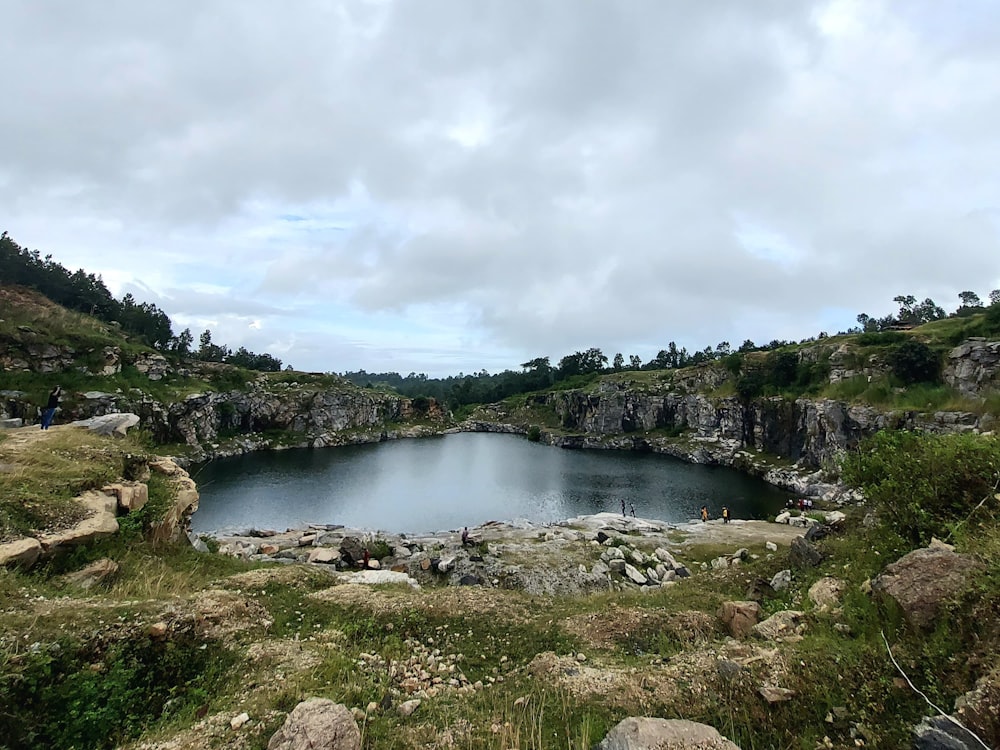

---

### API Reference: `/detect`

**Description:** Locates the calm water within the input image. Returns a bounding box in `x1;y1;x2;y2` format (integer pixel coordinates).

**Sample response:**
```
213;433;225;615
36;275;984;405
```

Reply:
191;433;790;534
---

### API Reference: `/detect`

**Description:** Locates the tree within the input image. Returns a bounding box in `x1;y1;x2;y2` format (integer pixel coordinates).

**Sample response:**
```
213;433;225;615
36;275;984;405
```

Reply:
737;339;756;353
958;291;983;308
628;354;642;369
172;328;193;356
990;289;1000;307
714;341;731;357
612;352;624;371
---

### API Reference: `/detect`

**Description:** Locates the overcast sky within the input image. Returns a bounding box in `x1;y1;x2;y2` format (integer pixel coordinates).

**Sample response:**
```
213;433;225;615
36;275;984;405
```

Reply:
2;1;998;376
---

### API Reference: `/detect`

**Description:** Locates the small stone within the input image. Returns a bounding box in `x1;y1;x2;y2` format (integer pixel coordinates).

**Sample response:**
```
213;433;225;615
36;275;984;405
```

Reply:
765;541;778;552
575;653;587;662
230;712;250;730
148;621;168;638
397;699;421;717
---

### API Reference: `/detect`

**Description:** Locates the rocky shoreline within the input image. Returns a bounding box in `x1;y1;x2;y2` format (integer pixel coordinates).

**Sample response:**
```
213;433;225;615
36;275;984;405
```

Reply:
207;511;825;597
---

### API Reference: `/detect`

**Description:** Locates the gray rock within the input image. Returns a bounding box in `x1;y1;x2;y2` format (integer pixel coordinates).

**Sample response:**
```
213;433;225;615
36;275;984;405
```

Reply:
913;716;982;750
594;717;741;749
69;412;140;437
267;697;360;750
591;561;610;576
188;532;210;553
0;418;22;429
752;610;804;641
608;559;627;575
770;569;792;591
790;537;823;569
623;563;648;585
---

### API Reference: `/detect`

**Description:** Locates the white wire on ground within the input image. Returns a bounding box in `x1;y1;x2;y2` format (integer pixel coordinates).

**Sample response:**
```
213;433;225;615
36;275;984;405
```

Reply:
880;630;992;750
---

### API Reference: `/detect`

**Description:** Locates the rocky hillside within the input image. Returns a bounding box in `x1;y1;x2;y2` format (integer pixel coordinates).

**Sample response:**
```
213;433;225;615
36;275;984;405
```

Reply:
0;285;447;460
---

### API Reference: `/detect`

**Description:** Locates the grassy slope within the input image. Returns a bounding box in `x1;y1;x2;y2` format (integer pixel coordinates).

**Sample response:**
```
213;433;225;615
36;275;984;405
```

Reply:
1;428;998;748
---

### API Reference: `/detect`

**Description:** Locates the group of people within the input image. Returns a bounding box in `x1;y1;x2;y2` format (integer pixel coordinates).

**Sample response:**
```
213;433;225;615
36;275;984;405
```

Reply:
700;505;732;523
787;497;814;511
619;498;636;518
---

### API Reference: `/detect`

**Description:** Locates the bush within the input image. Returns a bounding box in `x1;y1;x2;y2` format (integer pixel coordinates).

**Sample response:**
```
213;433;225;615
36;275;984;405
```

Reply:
888;340;941;385
841;431;1000;547
526;425;542;442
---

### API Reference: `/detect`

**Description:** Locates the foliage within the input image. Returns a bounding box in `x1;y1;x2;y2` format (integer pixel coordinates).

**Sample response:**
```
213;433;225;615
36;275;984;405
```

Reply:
841;431;1000;546
0;631;237;749
854;330;906;346
526;425;542;442
887;340;941;385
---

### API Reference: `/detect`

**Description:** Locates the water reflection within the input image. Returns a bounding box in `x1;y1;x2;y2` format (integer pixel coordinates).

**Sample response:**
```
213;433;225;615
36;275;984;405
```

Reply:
191;432;789;534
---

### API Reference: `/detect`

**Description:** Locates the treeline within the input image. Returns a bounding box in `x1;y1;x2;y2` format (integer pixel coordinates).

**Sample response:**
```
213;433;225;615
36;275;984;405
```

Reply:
854;290;1000;332
0;233;282;371
346;289;1000;410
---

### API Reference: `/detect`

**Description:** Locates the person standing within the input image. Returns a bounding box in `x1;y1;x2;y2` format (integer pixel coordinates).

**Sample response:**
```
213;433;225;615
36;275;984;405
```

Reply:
40;386;61;430
722;506;730;524
620;498;626;517
628;501;636;518
700;505;709;523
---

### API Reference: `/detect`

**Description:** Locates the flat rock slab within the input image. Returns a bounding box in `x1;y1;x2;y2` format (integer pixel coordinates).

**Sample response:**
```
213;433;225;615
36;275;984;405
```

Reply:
38;490;119;554
0;538;42;569
334;570;420;589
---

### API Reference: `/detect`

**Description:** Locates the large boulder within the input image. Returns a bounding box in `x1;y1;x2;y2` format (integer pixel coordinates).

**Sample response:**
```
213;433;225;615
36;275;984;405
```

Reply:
872;546;985;630
267;698;360;750
789;537;823;569
594;717;741;749
718;601;761;639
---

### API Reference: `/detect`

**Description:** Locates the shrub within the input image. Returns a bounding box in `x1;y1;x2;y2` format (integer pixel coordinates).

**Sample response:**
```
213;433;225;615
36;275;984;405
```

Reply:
526;425;542;442
888;340;941;385
841;431;1000;547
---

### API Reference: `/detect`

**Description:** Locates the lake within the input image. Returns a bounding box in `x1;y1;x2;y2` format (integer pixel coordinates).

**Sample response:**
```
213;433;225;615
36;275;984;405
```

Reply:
190;432;790;534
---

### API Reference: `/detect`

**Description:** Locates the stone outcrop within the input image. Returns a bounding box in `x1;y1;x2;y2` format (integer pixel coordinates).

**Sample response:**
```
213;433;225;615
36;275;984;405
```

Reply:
148;457;200;543
944;339;1000;396
594;717;741;749
872;546;985;630
267;698;360;750
38;490;120;554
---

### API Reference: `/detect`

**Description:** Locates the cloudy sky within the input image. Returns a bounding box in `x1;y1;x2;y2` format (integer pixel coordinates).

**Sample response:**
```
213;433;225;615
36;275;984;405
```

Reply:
2;1;998;376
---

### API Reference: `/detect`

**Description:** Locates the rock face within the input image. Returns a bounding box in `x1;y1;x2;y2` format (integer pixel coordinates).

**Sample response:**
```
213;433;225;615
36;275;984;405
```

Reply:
594;717;741;749
872;546;985;630
267;698;360;750
147;458;200;543
944;339;1000;396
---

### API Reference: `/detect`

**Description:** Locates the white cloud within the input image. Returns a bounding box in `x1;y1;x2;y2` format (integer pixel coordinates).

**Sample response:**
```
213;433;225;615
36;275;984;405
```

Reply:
1;0;999;376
